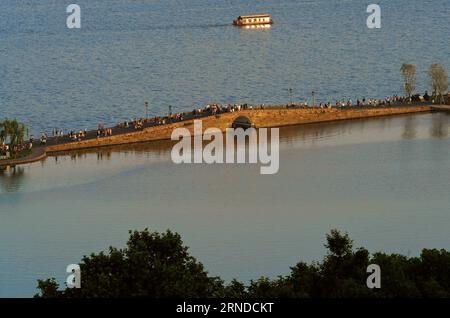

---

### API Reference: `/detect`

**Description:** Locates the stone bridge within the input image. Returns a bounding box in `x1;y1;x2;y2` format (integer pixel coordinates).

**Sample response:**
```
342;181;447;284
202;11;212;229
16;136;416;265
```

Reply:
45;106;431;154
0;105;434;167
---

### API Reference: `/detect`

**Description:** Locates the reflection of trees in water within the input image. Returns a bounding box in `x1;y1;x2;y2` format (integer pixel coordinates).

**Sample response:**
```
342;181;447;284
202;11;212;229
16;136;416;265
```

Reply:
430;113;449;138
97;151;112;161
50;153;93;164
402;117;418;139
48;141;174;164
279;121;350;146
0;165;26;193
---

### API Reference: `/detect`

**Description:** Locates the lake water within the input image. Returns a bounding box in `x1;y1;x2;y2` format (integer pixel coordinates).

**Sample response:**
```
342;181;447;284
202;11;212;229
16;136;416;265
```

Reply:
0;0;449;297
1;112;450;297
0;0;449;135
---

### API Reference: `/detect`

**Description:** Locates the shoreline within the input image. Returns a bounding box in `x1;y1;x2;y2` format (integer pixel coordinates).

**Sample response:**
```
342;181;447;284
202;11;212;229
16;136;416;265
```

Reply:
0;105;441;168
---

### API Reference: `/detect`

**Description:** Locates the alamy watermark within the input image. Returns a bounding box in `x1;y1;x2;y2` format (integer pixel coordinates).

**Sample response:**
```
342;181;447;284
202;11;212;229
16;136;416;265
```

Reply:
65;4;381;30
66;4;81;29
66;264;81;289
63;262;380;290
367;4;381;29
170;120;279;175
366;264;381;289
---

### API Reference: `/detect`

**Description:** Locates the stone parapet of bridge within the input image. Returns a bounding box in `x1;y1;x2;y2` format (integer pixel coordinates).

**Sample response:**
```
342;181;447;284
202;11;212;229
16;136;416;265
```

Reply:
45;106;431;154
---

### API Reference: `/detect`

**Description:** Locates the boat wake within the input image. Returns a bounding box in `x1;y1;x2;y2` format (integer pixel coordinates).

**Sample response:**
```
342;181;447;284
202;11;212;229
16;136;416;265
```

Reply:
147;23;232;31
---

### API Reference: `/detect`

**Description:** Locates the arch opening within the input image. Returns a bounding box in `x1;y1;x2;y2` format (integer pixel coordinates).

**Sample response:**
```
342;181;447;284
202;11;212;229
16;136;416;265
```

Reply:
231;116;253;129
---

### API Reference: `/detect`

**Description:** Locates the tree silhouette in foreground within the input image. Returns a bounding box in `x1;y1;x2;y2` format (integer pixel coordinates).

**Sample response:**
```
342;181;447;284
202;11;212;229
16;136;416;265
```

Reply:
36;229;223;298
36;229;450;298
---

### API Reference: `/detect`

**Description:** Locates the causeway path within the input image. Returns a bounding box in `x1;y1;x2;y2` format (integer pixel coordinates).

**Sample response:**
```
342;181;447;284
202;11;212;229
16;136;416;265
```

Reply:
1;104;444;168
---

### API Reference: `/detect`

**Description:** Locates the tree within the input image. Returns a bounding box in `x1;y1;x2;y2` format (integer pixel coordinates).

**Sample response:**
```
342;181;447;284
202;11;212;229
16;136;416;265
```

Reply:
35;229;450;298
0;119;26;147
0;121;7;144
400;64;416;98
35;229;224;298
9;119;25;147
325;229;353;258
0;119;12;144
428;64;449;104
400;64;416;97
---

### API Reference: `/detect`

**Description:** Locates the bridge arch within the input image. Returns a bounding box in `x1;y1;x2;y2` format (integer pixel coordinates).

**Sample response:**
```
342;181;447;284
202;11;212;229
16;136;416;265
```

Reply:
231;115;253;129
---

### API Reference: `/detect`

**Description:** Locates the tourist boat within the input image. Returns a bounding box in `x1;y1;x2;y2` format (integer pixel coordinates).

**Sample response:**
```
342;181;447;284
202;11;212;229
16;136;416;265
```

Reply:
233;14;273;28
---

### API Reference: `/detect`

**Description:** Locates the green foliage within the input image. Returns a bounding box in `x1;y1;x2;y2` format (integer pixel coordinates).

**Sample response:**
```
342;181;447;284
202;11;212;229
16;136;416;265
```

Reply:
222;279;248;298
400;63;416;97
325;229;353;258
0;123;6;144
428;64;449;103
36;229;450;298
35;229;224;298
1;118;28;158
1;119;26;147
36;278;60;298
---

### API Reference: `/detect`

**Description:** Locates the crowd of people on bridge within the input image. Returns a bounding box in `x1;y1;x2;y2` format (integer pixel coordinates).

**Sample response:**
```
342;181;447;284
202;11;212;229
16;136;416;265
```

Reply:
107;94;421;138
293;93;429;109
77;93;428;139
1;142;33;159
114;103;256;134
97;124;112;137
28;92;431;150
2;89;443;164
68;130;87;141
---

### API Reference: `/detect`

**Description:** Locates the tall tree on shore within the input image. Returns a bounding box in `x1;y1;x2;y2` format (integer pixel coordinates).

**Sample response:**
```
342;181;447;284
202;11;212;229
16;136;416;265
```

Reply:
428;63;448;104
0;119;26;147
0;120;7;144
400;64;416;99
9;119;25;147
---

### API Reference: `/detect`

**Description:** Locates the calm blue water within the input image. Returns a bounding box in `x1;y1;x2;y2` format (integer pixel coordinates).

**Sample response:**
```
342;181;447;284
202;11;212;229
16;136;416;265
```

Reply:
0;1;449;298
1;112;450;297
1;0;449;135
